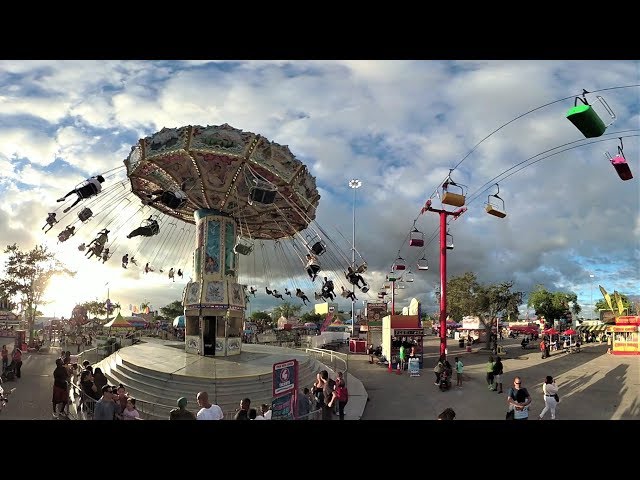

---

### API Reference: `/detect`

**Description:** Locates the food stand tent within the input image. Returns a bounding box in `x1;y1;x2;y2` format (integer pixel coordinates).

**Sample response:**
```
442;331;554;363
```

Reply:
125;316;149;329
103;313;135;330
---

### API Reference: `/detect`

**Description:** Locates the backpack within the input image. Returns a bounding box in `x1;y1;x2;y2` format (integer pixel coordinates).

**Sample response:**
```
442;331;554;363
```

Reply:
335;384;349;403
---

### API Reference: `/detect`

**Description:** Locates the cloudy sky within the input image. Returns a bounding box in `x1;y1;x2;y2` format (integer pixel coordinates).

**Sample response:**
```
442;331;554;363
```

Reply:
0;60;638;321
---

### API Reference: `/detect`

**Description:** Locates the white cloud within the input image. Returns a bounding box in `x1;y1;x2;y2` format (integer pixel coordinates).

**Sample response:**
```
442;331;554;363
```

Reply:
0;60;637;319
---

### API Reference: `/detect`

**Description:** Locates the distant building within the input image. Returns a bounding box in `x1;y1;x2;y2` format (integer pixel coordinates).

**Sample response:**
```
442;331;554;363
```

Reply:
0;297;20;327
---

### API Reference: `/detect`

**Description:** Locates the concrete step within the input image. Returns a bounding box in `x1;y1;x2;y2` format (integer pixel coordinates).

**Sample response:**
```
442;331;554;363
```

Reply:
94;353;324;419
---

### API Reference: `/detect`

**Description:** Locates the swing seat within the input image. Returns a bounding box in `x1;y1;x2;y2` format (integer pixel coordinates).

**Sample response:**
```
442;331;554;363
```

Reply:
485;204;507;218
361;286;369;293
77;208;93;222
409;238;424;247
310;241;326;256
249;182;277;205
442;191;465;207
417;264;429;271
162;192;187;209
566;104;606;138
377;292;386;299
446;243;454;250
611;156;633;181
234;242;253;255
393;263;406;271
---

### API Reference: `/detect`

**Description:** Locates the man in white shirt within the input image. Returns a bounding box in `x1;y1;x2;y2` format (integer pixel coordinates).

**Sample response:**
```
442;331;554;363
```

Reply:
196;391;224;420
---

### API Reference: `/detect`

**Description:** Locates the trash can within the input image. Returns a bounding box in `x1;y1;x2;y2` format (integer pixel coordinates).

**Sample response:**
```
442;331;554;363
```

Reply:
459;339;465;348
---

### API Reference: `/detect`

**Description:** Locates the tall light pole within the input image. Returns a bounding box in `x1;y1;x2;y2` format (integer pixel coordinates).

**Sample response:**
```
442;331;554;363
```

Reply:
589;274;595;319
349;179;362;338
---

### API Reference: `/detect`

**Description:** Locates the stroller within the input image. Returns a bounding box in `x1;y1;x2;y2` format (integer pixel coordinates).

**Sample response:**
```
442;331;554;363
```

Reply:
1;362;16;382
439;362;453;391
0;379;16;414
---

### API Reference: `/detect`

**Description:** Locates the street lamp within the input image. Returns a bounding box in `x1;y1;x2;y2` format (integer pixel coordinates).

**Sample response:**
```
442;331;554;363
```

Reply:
589;274;595;319
349;179;362;337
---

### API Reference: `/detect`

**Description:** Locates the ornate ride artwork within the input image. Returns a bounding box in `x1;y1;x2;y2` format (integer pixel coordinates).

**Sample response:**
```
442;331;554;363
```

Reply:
205;220;220;274
227;338;241;351
205;281;224;303
187;337;199;351
229;283;245;307
124;124;321;239
186;282;201;305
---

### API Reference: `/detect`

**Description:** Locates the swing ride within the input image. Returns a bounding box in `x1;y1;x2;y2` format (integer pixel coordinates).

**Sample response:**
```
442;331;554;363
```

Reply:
47;123;372;358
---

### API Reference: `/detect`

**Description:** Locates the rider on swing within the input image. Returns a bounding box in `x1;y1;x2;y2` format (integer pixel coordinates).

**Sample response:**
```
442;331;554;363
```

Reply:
127;216;160;239
57;175;105;213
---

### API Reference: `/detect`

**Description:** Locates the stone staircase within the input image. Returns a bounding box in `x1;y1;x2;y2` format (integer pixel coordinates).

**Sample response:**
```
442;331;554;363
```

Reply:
94;351;323;420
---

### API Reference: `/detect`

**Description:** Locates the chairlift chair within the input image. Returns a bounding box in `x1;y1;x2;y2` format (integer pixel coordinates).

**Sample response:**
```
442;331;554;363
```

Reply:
446;232;454;250
393;256;406;271
403;270;415;283
233;236;254;255
441;172;466;207
409;227;424;247
485;184;507;218
605;138;633;181
248;178;278;205
387;271;398;282
417;256;429;271
566;91;616;138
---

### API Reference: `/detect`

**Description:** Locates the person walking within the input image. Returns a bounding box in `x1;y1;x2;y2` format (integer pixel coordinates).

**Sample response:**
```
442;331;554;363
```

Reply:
11;345;22;378
454;356;463;387
492;356;504;393
538;375;559;420
196;391;224;420
1;345;8;372
485;355;495;390
170;397;197;420
506;376;532;420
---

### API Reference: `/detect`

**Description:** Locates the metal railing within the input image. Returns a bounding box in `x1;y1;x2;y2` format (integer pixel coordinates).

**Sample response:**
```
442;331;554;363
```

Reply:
300;347;349;384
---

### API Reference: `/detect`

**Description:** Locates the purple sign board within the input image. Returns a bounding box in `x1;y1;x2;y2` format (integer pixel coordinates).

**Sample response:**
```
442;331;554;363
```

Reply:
272;359;298;397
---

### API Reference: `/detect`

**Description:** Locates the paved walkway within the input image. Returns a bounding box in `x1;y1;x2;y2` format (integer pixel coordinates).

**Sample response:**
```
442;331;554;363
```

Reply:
343;335;639;420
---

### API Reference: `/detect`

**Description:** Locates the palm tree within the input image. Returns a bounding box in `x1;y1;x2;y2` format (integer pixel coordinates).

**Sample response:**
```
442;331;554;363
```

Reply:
272;302;302;321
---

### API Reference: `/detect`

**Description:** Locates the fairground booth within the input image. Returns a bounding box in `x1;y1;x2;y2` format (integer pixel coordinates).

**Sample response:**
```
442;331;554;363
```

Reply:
382;315;425;368
609;316;640;355
362;301;387;350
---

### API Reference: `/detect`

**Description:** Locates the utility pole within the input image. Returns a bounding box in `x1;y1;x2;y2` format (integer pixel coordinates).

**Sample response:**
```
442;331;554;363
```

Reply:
422;199;466;358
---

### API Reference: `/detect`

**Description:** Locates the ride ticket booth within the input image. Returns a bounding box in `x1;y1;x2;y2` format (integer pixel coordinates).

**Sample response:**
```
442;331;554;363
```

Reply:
609;316;640;355
382;315;425;368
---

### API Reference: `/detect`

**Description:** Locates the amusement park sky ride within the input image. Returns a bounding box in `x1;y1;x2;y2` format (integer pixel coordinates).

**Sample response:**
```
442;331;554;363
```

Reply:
377;87;637;358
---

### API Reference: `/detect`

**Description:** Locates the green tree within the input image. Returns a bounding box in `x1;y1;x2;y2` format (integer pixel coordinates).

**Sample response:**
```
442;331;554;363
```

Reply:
0;244;74;343
446;272;523;348
527;285;581;328
80;300;121;319
271;301;302;321
299;312;323;326
250;311;273;330
160;300;184;321
23;306;44;320
446;272;482;322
